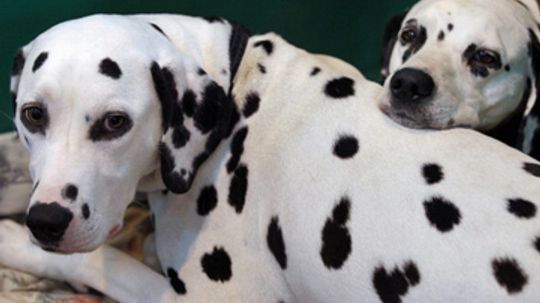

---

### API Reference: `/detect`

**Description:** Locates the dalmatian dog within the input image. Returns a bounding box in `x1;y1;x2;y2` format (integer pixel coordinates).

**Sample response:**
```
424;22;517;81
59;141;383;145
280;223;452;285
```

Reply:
380;0;540;159
1;13;540;303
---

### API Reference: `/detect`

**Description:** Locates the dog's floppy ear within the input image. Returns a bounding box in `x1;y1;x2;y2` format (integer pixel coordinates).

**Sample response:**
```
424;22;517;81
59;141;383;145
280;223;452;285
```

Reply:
151;55;234;194
380;10;409;83
10;47;29;118
518;28;540;159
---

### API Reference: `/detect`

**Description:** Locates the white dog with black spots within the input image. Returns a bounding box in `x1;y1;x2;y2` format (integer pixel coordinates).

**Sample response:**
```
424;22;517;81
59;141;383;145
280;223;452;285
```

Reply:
1;11;540;303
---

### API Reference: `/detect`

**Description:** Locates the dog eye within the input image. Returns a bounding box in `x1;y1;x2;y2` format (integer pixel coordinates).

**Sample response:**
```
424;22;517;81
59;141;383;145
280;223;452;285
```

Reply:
473;49;499;66
89;111;133;142
104;114;128;132
400;28;417;44
22;104;46;126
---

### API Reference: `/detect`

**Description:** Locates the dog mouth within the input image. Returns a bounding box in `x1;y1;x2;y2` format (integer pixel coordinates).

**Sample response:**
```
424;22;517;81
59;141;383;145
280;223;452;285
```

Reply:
380;103;450;130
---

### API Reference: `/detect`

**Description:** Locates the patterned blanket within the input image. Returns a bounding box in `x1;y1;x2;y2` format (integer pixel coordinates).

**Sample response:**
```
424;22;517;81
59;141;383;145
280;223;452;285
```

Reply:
0;132;155;303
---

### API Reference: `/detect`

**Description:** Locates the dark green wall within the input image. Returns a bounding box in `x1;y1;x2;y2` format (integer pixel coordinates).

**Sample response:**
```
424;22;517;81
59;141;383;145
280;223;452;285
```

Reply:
0;0;415;132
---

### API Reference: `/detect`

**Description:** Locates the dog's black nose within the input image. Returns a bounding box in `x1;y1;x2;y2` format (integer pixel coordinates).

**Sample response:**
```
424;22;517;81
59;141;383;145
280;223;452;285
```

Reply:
390;68;435;103
26;202;73;244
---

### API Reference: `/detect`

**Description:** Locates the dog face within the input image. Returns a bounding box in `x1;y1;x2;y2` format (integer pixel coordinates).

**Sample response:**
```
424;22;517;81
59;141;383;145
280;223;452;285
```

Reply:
9;15;232;253
380;0;538;132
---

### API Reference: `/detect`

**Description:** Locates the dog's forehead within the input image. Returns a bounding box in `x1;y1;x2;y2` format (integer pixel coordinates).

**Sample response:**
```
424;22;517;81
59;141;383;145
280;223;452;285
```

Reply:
18;16;164;109
405;0;532;53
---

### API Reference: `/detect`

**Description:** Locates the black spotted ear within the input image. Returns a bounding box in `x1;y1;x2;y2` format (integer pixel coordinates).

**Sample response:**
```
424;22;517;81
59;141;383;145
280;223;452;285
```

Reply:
381;10;409;83
517;28;540;159
10;47;28;117
151;56;233;194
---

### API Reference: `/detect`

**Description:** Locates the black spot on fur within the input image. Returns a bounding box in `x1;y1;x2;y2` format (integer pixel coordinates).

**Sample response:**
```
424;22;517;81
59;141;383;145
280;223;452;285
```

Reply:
32;52;48;72
181;90;197;118
228;164;248;213
62;184;78;201
505;65;511;71
524;162;540;176
227;127;248;173
422;163;443;185
197;185;218;216
437;31;445;41
534;237;540;253
448;23;454;31
373;261;421;303
257;63;267;74
228;22;250;83
197;68;206;76
254;40;274;55
159;143;190;194
267;216;287;270
333;135;359;159
202;16;225;23
99;58;122;79
150;23;167;37
324;77;355;98
150;62;177;131
194;82;226;134
423;196;461;232
403;262;420;286
11;49;25;76
224;104;240;138
81;203;90;220
243;92;260;118
507;198;537;219
492;258;528;294
201;247;232;282
166;268;187;294
321;197;352;269
172;126;191;149
311;67;321;76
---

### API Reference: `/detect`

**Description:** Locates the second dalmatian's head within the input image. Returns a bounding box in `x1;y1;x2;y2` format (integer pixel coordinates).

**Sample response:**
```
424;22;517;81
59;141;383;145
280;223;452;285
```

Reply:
380;0;540;134
9;14;241;253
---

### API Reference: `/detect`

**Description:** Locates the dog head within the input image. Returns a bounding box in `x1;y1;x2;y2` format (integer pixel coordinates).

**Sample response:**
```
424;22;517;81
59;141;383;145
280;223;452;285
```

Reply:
9;15;235;253
380;0;538;135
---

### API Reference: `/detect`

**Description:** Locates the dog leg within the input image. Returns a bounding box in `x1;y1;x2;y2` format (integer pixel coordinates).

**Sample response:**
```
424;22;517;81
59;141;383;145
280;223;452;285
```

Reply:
0;220;178;303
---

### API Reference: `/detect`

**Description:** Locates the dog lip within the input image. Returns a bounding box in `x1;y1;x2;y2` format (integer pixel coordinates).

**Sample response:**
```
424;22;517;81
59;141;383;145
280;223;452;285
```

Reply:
106;224;122;240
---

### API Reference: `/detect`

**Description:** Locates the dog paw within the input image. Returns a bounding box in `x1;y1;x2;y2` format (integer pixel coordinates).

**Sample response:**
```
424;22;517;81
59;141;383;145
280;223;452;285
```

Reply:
0;220;53;276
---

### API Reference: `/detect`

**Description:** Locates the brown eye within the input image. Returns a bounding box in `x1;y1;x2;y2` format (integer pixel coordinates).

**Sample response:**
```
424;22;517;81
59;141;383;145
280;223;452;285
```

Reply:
23;105;46;126
474;49;499;65
400;28;418;44
104;114;127;131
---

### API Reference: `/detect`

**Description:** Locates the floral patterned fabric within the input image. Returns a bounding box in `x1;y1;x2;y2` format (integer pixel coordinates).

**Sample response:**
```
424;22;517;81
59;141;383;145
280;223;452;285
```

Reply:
0;132;155;303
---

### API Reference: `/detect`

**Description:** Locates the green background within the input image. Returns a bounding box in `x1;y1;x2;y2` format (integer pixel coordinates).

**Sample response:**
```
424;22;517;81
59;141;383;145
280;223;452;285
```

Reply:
0;0;415;133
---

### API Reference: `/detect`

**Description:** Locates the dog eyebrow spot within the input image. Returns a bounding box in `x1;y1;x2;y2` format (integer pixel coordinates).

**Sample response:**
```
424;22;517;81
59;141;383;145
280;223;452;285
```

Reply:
99;58;122;79
505;65;511;71
448;23;454;31
254;40;274;55
32;52;48;72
